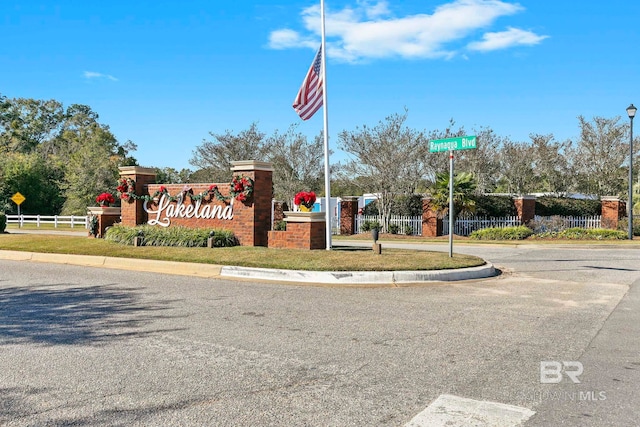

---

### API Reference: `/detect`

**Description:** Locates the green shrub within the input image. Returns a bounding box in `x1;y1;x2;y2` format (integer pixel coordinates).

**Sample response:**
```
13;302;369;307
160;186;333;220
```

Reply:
404;224;413;236
105;224;238;247
469;226;533;240
0;212;6;233
388;224;399;234
536;197;601;216
274;220;287;231
617;218;640;236
555;228;627;240
473;195;517;217
361;220;380;232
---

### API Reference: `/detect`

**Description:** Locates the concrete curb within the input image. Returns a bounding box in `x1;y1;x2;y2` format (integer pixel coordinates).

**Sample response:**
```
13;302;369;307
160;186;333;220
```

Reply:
0;250;496;286
220;263;496;286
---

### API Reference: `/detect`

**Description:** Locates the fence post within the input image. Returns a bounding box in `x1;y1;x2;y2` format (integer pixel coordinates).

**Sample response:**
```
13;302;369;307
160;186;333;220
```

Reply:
514;195;536;227
339;197;359;235
422;197;443;237
601;197;625;229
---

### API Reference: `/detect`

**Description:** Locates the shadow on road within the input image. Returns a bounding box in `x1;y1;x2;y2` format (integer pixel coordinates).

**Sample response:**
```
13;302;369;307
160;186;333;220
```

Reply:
0;284;183;346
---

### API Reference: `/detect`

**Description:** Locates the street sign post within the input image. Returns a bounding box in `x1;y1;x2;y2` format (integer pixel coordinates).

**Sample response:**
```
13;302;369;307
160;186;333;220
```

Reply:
429;135;477;153
428;136;477;257
11;192;26;220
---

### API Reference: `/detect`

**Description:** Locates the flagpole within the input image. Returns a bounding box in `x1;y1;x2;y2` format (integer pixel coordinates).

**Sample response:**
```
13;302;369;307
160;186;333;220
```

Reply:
320;0;332;250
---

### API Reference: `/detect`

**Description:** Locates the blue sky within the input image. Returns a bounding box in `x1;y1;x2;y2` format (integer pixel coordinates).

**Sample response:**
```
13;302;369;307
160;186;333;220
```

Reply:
2;1;639;171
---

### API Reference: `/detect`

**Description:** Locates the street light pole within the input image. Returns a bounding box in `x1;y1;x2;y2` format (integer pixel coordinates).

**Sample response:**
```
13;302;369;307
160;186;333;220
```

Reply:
627;103;637;240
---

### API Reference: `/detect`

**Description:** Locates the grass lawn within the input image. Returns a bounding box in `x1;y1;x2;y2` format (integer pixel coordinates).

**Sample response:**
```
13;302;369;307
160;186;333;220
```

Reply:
0;233;485;271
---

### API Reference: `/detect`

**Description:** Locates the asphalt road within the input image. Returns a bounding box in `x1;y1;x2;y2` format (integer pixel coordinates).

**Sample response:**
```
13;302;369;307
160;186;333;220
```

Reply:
1;243;639;426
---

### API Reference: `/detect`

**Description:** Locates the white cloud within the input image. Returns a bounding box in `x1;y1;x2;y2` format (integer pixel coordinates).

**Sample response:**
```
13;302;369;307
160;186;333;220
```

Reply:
268;0;547;62
84;71;118;81
467;27;549;51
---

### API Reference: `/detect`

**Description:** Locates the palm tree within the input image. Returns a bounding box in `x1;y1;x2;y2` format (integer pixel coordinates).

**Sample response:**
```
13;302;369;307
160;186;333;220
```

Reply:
430;172;477;221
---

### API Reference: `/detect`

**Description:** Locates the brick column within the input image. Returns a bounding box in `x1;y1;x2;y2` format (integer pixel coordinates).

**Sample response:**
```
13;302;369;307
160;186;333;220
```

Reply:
340;197;359;235
231;160;274;247
601;196;626;229
422;197;443;237
514;195;536;226
118;166;157;227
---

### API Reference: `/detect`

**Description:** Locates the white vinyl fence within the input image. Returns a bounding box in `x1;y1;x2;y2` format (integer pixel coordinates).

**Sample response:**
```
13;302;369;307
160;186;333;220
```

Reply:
6;214;89;229
443;216;521;236
532;215;602;232
354;215;422;235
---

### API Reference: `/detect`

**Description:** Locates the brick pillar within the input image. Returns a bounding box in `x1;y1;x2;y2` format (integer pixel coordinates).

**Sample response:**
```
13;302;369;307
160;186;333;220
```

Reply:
514;195;536;226
340;197;359;235
422;197;443;237
601;197;626;229
118;166;157;227
231;160;273;247
87;207;121;238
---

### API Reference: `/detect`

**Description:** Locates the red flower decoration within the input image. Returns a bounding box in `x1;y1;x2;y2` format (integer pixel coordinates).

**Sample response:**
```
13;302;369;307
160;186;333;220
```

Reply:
96;192;115;207
294;191;316;209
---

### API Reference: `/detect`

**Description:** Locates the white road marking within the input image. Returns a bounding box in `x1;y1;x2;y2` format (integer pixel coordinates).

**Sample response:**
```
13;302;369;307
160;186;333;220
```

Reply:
405;394;535;427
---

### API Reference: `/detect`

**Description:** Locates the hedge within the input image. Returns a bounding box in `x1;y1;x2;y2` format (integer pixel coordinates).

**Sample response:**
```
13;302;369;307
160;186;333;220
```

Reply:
105;224;238;247
469;226;533;240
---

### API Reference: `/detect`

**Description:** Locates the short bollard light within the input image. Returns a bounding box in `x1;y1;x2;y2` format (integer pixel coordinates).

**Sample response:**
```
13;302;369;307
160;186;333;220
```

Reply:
134;230;144;247
207;230;216;248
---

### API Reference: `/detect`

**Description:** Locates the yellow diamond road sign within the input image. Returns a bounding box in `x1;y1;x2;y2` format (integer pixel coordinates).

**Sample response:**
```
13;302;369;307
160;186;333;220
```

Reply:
11;192;26;206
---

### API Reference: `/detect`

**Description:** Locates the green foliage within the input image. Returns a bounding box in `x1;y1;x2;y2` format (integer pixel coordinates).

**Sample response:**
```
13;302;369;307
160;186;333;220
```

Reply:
473;195;517;217
470;226;533;240
535;197;601;216
430;172;477;220
0;152;64;214
274;220;287;231
362;200;379;215
388;224;399;234
105;225;238;247
404;224;413;236
361;220;380;231
536;227;627;240
392;194;424;216
0;212;6;233
617;218;640;236
0;96;136;215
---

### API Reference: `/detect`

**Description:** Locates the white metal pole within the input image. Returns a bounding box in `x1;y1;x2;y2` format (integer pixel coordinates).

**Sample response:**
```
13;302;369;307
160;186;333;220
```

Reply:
320;0;332;249
449;150;454;257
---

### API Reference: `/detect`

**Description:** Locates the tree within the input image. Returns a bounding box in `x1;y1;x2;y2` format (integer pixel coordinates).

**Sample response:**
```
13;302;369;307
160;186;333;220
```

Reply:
455;127;502;194
189;122;271;182
0;97;65;154
267;125;324;204
429;172;477;221
568;115;634;197
337;110;428;229
529;133;572;194
496;140;535;194
0;152;64;214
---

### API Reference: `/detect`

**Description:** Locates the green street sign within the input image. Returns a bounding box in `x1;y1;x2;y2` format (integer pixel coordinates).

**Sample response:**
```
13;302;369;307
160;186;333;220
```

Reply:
429;135;477;153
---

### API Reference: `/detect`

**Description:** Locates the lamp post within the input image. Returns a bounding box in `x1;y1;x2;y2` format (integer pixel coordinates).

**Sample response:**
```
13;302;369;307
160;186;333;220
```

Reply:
627;103;637;240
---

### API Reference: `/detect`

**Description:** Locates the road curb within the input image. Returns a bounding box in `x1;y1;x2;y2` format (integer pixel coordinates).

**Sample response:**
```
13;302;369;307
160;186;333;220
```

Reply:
0;250;495;286
220;263;496;285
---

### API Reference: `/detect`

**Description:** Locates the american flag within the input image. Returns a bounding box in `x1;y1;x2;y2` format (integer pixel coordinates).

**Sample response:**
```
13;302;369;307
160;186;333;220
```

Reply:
293;47;323;121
